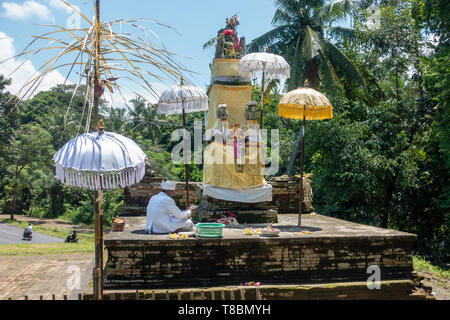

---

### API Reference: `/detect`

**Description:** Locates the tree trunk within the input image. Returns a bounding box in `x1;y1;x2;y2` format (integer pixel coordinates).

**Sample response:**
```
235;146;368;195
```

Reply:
10;164;20;220
11;182;17;220
381;182;394;229
306;58;320;89
395;66;400;103
286;125;303;176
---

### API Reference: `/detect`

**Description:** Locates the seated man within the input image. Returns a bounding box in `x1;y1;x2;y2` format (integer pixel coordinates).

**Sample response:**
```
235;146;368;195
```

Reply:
145;181;196;234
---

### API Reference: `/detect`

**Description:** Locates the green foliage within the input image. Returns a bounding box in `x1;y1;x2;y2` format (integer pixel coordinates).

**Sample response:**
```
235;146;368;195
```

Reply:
247;0;449;263
413;255;450;280
61;190;123;226
248;0;364;91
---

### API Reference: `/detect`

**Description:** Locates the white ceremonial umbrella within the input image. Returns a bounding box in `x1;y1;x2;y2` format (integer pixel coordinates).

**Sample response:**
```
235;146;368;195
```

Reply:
53;123;147;299
157;77;209;207
54;131;147;190
239;48;291;129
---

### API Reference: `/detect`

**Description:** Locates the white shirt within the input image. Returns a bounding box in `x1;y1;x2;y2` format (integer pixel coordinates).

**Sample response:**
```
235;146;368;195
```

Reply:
26;226;32;232
145;192;192;234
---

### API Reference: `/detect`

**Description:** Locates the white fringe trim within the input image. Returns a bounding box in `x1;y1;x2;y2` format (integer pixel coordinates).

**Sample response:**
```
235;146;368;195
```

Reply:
55;162;146;190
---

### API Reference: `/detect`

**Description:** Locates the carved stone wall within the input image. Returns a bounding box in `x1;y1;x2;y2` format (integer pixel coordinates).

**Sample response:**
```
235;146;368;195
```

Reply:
268;175;314;214
120;175;202;216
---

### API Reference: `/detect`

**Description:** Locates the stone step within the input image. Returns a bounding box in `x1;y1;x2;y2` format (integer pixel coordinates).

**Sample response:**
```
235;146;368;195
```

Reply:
84;280;433;300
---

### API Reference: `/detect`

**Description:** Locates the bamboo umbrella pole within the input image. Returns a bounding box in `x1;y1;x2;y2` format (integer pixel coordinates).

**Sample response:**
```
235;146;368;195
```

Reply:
181;77;190;208
298;114;306;227
260;65;266;130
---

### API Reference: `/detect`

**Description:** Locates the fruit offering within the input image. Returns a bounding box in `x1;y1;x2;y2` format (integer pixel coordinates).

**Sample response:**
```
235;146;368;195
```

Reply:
169;233;189;240
244;227;261;236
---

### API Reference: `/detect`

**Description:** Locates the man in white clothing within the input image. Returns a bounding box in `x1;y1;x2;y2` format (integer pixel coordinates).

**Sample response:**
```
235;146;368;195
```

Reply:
145;181;196;234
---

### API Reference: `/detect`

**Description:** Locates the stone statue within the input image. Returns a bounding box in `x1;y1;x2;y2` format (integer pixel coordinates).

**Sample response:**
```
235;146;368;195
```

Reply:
244;101;259;121
217;104;229;120
215;35;225;59
245;101;262;147
239;37;246;58
215;15;241;59
206;104;231;143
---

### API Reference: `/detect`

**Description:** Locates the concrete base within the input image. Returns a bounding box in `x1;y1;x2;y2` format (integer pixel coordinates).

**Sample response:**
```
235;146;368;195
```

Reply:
104;214;417;292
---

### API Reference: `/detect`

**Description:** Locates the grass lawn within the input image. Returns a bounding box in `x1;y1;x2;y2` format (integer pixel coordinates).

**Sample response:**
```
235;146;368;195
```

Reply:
413;256;450;282
0;218;96;256
0;242;95;256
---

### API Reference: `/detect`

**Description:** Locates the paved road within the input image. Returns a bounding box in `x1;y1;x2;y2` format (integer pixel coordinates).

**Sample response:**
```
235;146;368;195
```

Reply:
0;223;63;245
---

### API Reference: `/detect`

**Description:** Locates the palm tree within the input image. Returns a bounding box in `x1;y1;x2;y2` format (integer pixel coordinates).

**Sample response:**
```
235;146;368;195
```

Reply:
248;0;365;91
249;0;366;175
127;96;167;142
101;106;128;134
127;97;147;130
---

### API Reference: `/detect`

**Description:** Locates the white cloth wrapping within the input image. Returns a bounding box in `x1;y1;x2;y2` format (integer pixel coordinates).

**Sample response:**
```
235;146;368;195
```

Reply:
145;192;194;234
246;122;261;143
203;184;273;203
205;120;234;142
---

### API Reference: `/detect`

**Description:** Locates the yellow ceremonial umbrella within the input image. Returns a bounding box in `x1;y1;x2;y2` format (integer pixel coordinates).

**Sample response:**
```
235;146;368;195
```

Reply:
278;81;333;227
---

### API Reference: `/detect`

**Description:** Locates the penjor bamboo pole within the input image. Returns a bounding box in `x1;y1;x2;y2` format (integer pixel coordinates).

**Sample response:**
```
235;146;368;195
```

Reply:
93;0;103;300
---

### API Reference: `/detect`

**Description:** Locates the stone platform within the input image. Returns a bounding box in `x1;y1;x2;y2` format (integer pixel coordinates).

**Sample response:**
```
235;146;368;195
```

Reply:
104;214;417;290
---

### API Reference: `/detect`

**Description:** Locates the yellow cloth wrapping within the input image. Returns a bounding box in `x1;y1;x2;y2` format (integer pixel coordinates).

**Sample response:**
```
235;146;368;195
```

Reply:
278;87;333;120
203;141;266;189
211;58;241;79
206;83;253;129
204;59;267;190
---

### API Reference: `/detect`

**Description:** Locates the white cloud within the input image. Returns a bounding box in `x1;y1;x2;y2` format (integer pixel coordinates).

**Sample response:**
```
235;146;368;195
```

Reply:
1;1;55;22
46;0;73;14
0;31;68;98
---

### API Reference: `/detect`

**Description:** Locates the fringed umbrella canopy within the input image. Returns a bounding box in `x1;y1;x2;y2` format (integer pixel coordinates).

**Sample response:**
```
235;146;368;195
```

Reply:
156;79;209;207
278;87;333;120
239;52;291;80
239;50;291;129
278;85;333;227
157;84;209;115
54;131;147;190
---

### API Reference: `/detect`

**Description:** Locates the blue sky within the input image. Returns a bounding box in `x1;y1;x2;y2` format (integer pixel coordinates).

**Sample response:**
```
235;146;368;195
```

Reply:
0;0;277;103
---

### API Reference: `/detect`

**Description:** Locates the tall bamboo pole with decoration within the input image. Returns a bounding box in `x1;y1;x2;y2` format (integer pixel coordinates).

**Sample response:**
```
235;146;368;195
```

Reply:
1;0;190;301
93;0;102;300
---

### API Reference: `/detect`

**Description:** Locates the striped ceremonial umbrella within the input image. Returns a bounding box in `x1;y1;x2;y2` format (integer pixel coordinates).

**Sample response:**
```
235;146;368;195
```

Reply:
239;48;290;129
157;77;209;207
278;82;333;227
